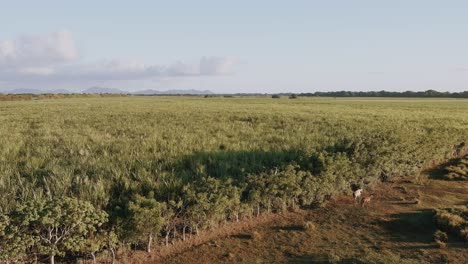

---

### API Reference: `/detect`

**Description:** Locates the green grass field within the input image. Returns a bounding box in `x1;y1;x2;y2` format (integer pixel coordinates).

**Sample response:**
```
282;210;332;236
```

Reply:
1;96;467;262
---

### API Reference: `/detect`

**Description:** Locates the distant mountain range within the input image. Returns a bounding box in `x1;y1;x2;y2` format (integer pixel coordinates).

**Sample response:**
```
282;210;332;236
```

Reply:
133;89;214;95
3;88;74;94
82;87;128;94
0;87;214;95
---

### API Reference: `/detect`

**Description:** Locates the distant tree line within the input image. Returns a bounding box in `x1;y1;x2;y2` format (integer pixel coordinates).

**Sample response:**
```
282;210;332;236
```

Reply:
293;90;468;98
4;89;467;100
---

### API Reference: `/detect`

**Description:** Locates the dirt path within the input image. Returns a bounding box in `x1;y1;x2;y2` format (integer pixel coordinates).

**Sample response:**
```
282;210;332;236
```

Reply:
151;177;467;264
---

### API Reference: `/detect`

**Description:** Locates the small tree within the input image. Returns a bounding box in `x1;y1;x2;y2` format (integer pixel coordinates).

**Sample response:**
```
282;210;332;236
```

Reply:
128;192;165;253
183;177;239;231
81;230;110;264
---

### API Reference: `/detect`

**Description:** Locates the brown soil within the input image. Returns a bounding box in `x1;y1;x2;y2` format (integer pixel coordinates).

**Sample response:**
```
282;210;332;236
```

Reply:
117;176;467;264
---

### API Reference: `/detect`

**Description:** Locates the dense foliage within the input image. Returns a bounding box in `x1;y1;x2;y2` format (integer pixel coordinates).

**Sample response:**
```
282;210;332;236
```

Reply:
0;97;467;262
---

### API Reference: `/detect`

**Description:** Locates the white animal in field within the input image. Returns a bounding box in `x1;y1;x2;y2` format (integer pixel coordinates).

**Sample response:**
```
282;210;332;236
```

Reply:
352;188;363;202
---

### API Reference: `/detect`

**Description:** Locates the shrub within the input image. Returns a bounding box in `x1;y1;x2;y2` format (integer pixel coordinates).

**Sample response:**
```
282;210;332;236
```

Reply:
435;240;447;249
251;231;262;241
442;156;468;181
271;95;280;98
435;206;468;241
303;221;316;232
433;230;448;243
461;228;468;242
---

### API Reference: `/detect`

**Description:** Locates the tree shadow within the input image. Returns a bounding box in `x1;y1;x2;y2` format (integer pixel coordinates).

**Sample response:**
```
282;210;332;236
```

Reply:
231;233;253;240
390;201;420;205
272;225;306;232
288;254;373;264
287;254;329;263
171;149;308;182
425;156;465;180
380;209;436;244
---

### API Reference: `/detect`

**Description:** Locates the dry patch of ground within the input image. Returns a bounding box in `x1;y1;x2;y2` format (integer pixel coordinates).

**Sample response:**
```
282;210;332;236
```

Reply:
149;176;467;264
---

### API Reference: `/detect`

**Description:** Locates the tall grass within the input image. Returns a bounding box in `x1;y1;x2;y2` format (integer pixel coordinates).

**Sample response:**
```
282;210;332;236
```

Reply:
0;96;467;260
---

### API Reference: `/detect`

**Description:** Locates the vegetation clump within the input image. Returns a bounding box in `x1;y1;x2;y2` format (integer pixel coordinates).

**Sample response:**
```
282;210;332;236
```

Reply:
303;221;316;232
442;155;468;181
0;198;107;264
251;231;262;241
434;206;468;242
434;230;448;243
433;229;449;249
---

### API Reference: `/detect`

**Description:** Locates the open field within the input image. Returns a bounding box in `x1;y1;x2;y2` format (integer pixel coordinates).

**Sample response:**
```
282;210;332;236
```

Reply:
0;96;467;263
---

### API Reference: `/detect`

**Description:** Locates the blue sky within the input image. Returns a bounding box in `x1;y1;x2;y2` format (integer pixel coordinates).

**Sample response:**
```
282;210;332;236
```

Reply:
1;0;467;93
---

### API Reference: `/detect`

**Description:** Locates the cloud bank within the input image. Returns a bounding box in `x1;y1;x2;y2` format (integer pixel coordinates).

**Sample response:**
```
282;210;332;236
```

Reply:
0;30;78;69
0;31;237;87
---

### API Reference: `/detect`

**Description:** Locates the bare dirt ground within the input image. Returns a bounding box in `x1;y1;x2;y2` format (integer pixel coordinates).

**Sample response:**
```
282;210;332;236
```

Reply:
149;176;468;264
120;172;467;264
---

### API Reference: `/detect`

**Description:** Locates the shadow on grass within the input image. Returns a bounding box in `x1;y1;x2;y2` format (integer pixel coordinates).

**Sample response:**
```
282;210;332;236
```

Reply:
390;201;420;205
272;225;306;232
171;149;309;182
425;157;464;180
288;254;379;264
287;254;328;263
380;209;436;244
231;233;252;240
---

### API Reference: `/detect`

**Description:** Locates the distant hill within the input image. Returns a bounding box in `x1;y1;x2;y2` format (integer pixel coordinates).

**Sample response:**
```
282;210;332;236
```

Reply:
133;89;214;95
82;87;128;94
0;88;74;94
48;89;73;94
4;88;44;94
0;87;214;95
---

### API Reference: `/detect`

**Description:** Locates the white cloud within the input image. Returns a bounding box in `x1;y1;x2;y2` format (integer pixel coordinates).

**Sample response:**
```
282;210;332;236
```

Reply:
0;30;78;68
0;31;238;88
454;67;468;72
18;67;56;76
200;56;238;75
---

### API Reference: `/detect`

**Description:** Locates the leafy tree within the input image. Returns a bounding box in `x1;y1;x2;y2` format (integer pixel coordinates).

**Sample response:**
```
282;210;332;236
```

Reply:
0;212;35;263
183;177;241;233
81;229;115;264
2;198;107;264
128;192;165;252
